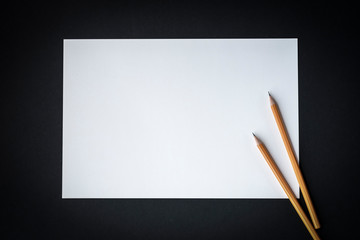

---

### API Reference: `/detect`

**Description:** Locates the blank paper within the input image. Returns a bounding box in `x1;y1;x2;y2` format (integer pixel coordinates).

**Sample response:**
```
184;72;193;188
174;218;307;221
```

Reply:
63;39;299;198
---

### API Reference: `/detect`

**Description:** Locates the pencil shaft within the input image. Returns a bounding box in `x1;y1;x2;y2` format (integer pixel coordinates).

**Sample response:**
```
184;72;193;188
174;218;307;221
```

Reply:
257;144;320;240
271;102;321;229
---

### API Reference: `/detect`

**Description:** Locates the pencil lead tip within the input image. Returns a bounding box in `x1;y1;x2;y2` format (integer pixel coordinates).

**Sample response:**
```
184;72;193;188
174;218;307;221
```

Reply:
252;133;261;145
268;91;275;105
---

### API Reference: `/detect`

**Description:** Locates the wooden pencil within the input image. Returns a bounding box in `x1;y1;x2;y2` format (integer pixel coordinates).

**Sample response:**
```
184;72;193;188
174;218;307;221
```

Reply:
253;134;320;240
268;92;320;229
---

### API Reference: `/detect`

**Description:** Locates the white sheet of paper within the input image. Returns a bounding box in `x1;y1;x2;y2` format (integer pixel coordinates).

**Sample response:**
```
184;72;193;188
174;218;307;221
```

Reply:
63;39;298;198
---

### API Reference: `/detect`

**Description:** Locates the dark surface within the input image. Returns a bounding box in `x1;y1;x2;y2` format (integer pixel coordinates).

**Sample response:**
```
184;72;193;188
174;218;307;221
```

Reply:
4;1;359;239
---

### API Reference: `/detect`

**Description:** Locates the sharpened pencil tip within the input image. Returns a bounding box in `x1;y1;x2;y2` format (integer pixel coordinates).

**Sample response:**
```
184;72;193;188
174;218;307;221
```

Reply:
252;133;261;145
268;91;275;105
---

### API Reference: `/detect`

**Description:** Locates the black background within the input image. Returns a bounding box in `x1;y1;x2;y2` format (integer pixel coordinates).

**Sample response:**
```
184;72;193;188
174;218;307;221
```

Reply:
4;1;360;239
